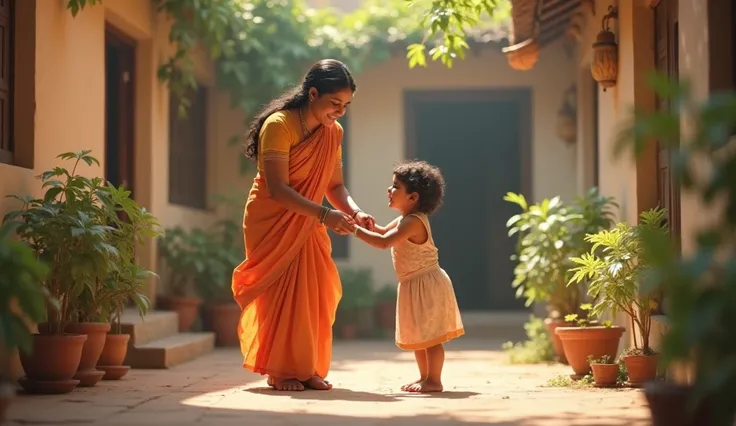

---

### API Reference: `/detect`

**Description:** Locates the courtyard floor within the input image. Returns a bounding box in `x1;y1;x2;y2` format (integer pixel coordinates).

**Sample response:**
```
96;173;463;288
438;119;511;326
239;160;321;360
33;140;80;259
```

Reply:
6;339;650;425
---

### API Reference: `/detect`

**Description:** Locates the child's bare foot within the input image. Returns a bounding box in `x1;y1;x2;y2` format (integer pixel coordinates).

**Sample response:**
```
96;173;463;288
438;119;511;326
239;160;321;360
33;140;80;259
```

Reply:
406;379;443;393
303;376;332;390
400;378;425;391
273;378;305;391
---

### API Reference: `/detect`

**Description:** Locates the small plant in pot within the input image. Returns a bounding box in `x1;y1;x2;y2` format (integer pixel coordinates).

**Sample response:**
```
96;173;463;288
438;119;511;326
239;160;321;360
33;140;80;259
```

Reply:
374;284;397;334
555;305;625;379
1;151;124;394
0;222;54;418
505;190;616;364
193;220;242;347
587;354;619;388
158;226;203;332
569;207;667;387
94;185;160;380
616;74;736;426
336;268;376;339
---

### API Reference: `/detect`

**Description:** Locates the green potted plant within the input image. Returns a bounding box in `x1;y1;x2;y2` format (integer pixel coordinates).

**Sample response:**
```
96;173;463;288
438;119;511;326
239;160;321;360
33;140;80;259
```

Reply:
616;75;736;426
505;190;617;364
3;151;120;394
587;354;618;388
193;220;242;347
0;222;54;417
336;268;376;339
94;185;160;379
375;284;397;334
62;169;129;387
158;226;203;332
568;207;667;387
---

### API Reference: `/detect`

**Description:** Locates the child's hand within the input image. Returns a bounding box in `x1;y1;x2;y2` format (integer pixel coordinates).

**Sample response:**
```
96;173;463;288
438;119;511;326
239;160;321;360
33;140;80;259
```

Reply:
354;211;376;231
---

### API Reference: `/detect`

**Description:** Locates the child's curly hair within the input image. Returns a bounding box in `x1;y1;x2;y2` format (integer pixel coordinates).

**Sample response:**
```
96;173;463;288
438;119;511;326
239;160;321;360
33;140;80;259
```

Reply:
393;160;445;215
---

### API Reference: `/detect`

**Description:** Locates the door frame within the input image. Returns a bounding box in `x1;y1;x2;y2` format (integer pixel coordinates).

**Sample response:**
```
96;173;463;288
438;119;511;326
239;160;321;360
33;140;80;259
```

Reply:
104;24;137;196
403;88;534;199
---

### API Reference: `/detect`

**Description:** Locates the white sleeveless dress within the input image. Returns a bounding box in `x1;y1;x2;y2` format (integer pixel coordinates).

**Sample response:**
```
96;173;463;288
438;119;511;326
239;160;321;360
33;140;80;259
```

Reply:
391;213;464;350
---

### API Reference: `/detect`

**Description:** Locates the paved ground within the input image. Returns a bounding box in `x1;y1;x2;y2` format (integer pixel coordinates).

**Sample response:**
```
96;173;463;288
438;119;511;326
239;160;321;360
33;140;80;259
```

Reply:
7;339;650;425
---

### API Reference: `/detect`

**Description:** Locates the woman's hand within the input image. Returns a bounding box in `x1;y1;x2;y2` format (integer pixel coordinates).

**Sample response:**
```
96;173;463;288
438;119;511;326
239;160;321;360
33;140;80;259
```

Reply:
324;209;356;235
354;211;376;231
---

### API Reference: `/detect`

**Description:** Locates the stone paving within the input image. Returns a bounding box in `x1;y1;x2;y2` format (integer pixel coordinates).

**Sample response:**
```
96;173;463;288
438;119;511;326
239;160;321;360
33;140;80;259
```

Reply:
7;339;651;425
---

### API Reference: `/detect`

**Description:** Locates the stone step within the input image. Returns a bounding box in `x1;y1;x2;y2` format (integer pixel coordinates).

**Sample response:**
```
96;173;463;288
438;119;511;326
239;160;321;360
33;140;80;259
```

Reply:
125;332;216;369
119;309;179;346
460;311;530;342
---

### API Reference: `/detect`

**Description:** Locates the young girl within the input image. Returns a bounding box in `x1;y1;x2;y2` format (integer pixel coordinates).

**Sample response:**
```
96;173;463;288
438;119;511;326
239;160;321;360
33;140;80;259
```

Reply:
353;160;464;393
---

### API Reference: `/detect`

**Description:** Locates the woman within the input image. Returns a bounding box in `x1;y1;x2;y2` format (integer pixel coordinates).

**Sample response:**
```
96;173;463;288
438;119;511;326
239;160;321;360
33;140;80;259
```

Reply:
232;59;375;392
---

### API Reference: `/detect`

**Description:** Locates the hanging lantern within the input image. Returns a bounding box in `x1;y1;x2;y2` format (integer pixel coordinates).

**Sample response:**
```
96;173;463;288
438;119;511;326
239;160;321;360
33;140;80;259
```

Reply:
591;5;619;91
556;86;577;145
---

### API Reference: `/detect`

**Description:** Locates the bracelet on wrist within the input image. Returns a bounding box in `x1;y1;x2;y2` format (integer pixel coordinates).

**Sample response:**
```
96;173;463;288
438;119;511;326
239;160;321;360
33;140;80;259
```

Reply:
351;209;362;219
319;206;330;224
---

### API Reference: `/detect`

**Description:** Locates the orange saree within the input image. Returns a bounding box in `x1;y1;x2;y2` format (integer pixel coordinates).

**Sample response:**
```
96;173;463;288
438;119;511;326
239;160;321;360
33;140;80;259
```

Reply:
232;112;343;381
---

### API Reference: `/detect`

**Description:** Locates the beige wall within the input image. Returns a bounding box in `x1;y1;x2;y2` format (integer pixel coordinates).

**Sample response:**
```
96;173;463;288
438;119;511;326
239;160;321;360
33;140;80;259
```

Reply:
573;0;722;352
342;41;578;288
0;1;248;302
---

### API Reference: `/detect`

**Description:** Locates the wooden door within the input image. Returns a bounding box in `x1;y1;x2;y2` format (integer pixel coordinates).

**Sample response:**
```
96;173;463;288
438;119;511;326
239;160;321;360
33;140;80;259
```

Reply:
654;0;681;242
105;27;136;195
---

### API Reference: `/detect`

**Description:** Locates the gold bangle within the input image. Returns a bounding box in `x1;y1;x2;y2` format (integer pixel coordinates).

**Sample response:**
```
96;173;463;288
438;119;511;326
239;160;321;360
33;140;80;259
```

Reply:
319;206;330;224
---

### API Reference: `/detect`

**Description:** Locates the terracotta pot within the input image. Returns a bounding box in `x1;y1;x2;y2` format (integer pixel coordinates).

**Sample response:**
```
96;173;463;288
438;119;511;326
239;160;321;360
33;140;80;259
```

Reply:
340;324;357;339
96;333;131;380
623;354;658;387
65;322;110;387
590;363;618;387
97;333;130;366
19;333;87;394
205;303;241;347
544;318;570;364
356;306;375;337
158;296;202;332
644;382;715;426
376;301;396;331
555;326;625;379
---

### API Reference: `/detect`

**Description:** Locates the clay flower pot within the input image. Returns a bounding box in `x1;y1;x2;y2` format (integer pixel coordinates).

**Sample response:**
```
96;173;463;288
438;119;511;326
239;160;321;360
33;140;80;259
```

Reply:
376;301;396;331
590;363;618;387
65;322;111;387
19;333;87;394
158;296;202;332
204;303;240;347
644;382;714;426
340;324;357;339
555;326;625;379
544;318;570;364
623;354;658;387
96;333;131;380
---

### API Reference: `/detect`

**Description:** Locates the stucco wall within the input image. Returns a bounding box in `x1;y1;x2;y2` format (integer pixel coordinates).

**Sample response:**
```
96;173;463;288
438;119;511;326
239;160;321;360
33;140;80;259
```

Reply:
341;41;578;288
574;0;722;354
0;1;248;302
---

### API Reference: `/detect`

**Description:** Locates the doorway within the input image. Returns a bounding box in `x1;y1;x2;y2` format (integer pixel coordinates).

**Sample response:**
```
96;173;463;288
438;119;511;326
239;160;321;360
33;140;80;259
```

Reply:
404;89;532;311
105;27;136;195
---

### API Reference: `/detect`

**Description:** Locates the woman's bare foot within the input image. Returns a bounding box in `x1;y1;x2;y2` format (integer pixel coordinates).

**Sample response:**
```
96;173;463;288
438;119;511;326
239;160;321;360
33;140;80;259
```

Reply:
273;378;305;391
303;376;332;390
406;379;443;393
400;378;425;391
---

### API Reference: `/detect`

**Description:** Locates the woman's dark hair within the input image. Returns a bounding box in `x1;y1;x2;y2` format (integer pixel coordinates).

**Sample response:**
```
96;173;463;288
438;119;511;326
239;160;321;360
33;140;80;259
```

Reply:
244;59;357;160
393;160;446;215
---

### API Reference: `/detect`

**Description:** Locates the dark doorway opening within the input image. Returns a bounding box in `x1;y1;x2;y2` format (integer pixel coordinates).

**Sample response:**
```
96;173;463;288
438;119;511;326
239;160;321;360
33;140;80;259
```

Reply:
105;27;136;195
404;89;532;311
